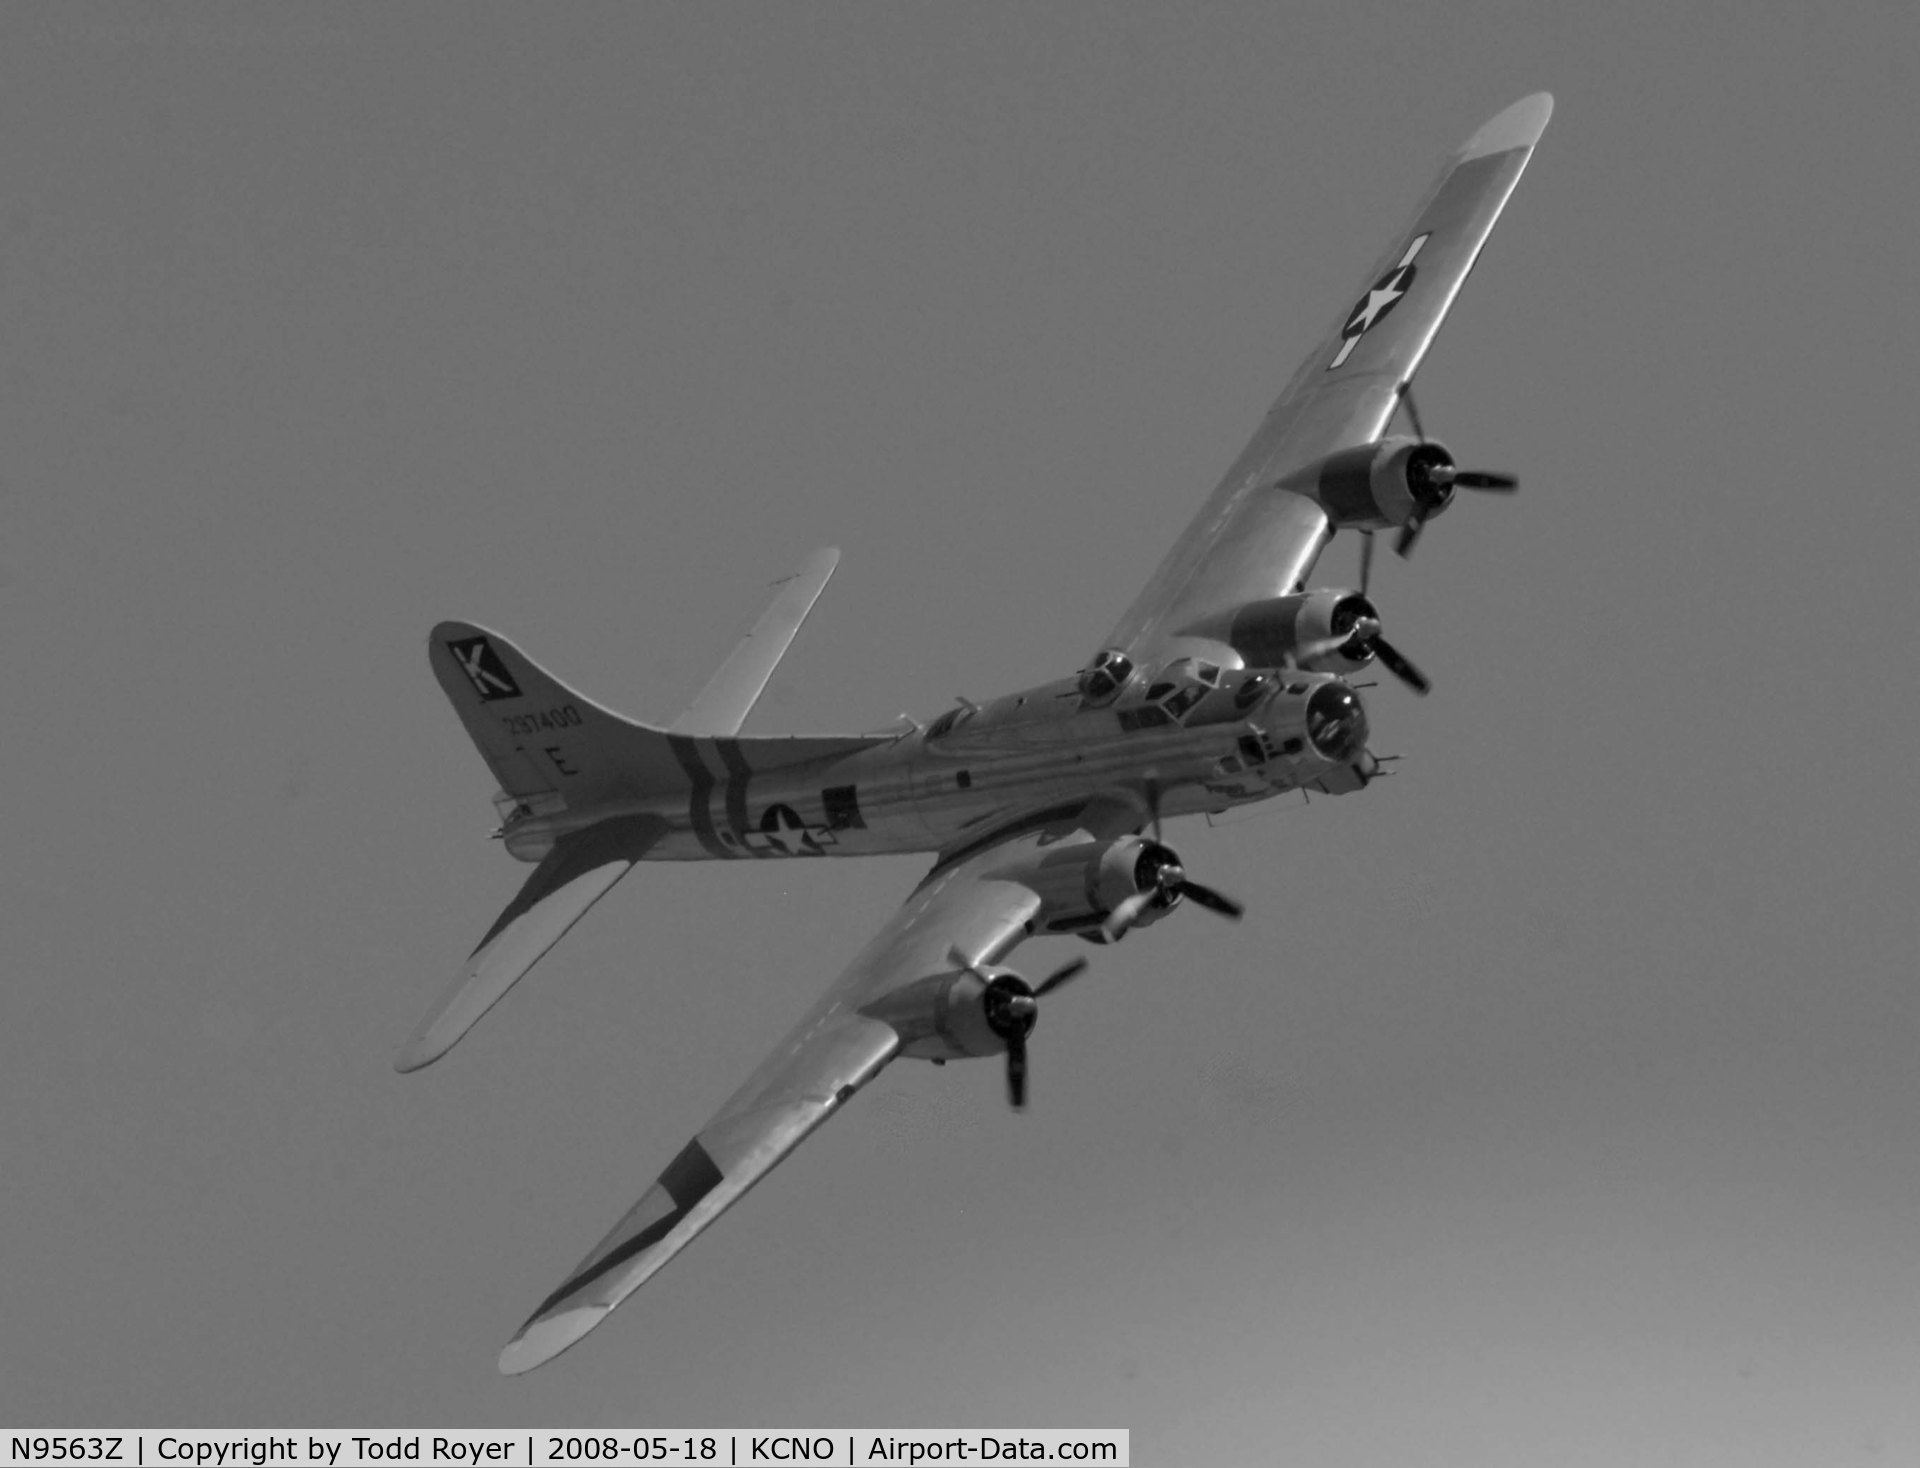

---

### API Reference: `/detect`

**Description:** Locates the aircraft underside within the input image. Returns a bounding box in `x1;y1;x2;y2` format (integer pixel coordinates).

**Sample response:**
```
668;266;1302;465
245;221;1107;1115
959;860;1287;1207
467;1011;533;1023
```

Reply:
398;90;1554;1375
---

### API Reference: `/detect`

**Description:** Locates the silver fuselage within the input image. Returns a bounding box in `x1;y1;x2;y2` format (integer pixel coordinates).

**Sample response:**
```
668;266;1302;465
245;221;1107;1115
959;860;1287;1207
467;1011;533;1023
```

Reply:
501;669;1374;865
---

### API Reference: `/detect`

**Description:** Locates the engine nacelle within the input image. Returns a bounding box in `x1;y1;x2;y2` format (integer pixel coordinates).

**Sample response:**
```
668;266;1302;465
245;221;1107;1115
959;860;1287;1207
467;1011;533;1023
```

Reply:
868;964;1036;1063
1021;835;1184;939
1287;435;1458;531
895;967;1006;1061
1226;589;1379;675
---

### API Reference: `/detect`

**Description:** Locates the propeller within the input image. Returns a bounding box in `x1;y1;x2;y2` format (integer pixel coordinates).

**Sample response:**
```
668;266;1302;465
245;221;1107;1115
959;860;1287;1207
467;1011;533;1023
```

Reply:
949;948;1089;1109
1368;634;1432;695
1299;599;1433;697
1393;387;1518;558
1101;840;1245;942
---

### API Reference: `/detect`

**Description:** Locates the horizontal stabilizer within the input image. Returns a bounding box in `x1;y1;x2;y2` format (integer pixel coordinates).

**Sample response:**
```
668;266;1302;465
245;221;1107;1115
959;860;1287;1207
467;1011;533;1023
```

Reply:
395;815;667;1072
670;548;839;737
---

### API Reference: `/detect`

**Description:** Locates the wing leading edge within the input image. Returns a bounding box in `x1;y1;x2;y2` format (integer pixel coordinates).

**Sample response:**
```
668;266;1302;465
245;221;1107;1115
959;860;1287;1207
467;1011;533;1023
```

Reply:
1102;92;1552;662
496;821;1091;1374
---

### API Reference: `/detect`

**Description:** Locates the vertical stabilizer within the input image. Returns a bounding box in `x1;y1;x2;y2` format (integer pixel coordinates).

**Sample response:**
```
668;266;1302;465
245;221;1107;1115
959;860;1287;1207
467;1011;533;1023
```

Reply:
430;622;687;808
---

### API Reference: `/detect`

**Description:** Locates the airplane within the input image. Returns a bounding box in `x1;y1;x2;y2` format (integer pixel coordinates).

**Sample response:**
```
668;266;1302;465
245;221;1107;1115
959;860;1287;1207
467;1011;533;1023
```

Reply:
400;92;1553;1375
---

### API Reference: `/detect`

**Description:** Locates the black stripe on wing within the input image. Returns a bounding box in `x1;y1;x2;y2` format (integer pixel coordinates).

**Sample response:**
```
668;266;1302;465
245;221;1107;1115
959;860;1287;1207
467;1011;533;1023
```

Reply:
531;1138;725;1317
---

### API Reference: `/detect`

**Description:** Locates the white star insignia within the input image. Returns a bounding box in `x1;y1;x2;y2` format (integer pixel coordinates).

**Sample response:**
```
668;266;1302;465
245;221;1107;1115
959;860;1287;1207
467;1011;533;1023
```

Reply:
1349;278;1408;334
1327;233;1431;370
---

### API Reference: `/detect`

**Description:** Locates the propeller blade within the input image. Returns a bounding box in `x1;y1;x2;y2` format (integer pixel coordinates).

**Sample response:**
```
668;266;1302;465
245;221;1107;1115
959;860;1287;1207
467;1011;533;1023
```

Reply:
1369;635;1431;696
1101;891;1154;942
1359;529;1375;595
1006;1031;1028;1109
1394;519;1424;558
1034;956;1088;998
1174;880;1244;920
1455;470;1517;491
1298;631;1367;664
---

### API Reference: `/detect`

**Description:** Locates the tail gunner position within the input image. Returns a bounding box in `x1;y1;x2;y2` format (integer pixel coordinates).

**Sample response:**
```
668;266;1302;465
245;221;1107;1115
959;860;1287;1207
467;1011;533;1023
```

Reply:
399;94;1554;1374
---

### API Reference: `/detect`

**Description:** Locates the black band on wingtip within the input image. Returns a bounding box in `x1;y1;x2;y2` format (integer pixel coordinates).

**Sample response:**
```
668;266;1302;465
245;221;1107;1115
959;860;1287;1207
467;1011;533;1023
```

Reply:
530;1137;725;1319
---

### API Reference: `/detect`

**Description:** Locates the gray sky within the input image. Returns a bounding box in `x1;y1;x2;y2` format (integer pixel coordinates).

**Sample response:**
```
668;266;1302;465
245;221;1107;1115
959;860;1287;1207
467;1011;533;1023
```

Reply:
4;1;1917;1458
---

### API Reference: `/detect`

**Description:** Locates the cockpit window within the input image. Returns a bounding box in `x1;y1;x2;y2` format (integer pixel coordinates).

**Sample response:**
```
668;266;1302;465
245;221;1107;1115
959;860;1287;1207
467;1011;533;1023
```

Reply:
926;708;961;740
1117;705;1173;733
1161;683;1206;719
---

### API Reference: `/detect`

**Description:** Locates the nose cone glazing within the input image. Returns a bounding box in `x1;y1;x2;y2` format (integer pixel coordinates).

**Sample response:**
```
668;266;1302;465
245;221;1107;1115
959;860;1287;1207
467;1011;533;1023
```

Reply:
1305;682;1369;763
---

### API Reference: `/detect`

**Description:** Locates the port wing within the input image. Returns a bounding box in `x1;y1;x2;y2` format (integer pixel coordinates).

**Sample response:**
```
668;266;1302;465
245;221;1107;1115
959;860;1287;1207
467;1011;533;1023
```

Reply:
494;821;1095;1373
1100;93;1552;662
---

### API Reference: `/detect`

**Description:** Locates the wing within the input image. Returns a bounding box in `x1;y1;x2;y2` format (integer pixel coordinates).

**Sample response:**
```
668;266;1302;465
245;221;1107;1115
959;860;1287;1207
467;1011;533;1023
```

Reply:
669;547;840;737
1101;92;1552;662
495;815;1117;1375
395;814;668;1072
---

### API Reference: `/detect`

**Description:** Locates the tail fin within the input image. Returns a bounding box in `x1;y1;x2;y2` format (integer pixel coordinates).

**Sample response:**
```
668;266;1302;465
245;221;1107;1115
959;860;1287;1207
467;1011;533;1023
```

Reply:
430;621;692;810
431;620;892;813
413;621;894;1068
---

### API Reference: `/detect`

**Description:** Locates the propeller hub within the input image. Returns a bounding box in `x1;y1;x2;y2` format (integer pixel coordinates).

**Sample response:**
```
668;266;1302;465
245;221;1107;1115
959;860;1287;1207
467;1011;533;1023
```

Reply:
1133;841;1187;911
1389;400;1517;559
1329;592;1380;637
1404;441;1458;517
949;953;1086;1110
1328;592;1384;660
982;975;1039;1042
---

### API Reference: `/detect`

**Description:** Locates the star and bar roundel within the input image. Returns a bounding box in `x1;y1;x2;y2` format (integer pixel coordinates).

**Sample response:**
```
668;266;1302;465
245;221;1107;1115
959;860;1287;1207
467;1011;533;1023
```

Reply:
1327;232;1430;370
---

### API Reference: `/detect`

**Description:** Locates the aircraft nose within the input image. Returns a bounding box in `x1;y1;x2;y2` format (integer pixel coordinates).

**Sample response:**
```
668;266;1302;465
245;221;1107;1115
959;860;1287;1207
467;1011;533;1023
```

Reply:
1304;681;1369;763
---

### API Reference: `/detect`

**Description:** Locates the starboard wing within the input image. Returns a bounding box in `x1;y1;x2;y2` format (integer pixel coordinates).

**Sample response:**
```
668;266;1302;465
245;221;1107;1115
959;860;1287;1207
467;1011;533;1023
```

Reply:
497;823;1086;1374
1101;92;1552;662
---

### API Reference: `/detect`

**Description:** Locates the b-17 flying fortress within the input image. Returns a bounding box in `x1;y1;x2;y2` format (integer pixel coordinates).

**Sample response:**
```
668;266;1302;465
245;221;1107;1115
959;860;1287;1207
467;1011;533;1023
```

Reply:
399;93;1553;1374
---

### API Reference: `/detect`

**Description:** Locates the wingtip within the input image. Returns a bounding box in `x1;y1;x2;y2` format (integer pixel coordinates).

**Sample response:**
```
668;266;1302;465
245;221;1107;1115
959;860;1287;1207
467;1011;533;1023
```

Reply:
499;1305;608;1376
393;1018;457;1073
392;1038;443;1074
1459;92;1554;159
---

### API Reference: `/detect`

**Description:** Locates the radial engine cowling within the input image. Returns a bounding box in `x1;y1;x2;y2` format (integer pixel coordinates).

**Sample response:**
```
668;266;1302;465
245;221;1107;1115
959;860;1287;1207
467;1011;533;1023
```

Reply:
1290;435;1458;531
1226;588;1379;675
1018;835;1186;939
869;962;1030;1063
